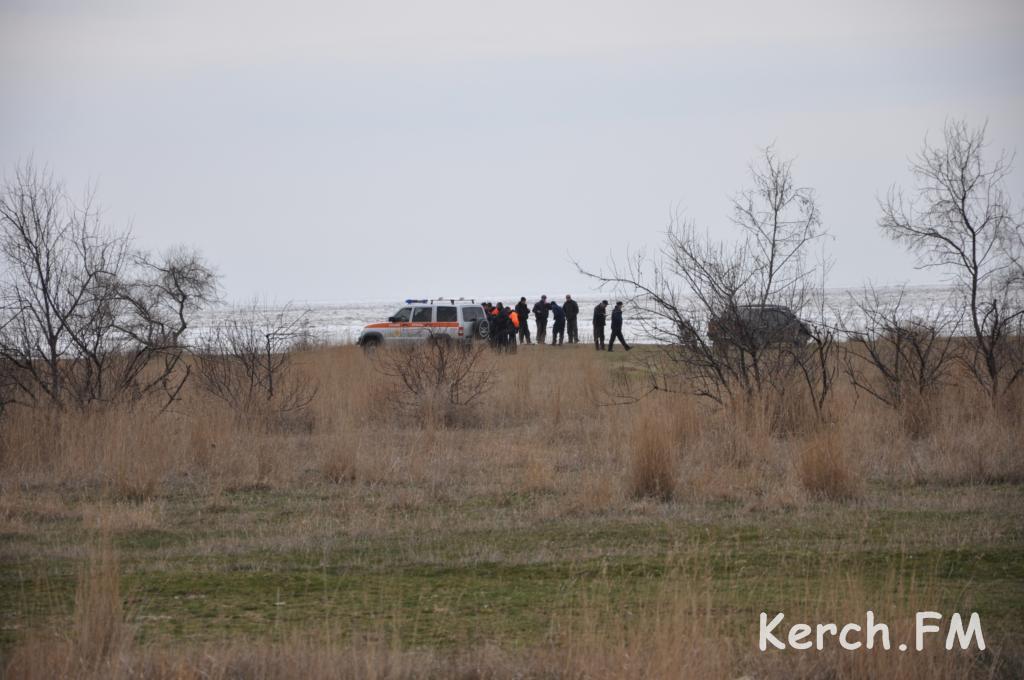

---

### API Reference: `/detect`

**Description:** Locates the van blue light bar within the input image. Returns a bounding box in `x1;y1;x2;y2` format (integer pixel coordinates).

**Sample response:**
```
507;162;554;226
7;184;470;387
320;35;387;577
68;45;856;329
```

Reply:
405;299;428;304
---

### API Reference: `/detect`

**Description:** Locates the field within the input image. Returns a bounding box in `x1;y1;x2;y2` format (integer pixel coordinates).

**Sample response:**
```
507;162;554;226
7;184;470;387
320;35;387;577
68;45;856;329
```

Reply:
1;343;1022;679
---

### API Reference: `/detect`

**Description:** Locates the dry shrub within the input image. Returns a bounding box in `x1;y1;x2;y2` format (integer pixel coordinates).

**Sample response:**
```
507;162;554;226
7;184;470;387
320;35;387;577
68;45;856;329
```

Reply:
372;342;493;428
671;407;804;508
627;400;679;501
319;436;359;484
923;417;1024;485
798;429;862;501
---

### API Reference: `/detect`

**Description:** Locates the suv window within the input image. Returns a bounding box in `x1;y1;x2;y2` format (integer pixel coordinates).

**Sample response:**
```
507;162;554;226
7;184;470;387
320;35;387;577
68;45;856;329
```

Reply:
437;306;457;322
462;306;484;322
412;307;433;323
392;307;412;322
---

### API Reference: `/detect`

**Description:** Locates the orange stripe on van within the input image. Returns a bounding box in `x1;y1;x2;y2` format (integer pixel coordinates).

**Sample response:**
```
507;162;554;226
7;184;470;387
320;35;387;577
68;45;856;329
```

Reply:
364;322;460;329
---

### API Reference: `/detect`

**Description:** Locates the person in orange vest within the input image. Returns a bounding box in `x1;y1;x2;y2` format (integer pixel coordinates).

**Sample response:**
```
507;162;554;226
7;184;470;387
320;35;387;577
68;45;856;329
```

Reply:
508;308;520;351
491;302;504;348
495;302;516;352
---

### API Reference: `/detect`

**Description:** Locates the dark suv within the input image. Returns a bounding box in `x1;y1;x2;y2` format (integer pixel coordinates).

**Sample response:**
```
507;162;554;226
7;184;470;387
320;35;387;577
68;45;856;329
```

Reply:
707;304;811;350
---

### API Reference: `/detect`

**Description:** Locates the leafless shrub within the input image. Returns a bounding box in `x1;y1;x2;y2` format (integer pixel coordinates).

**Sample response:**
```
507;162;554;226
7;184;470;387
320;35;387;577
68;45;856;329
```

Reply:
372;336;493;426
788;278;839;427
880;119;1024;398
193;302;319;424
319;435;358;484
840;286;960;421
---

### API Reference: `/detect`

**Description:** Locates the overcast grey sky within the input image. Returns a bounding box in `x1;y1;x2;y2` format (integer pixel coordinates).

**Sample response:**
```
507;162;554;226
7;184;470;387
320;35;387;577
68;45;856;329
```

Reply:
2;0;1023;302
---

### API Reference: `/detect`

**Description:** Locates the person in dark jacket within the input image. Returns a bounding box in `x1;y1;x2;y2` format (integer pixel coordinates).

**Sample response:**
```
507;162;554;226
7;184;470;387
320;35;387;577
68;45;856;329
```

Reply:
515;297;531;344
608;301;630;352
563;295;580;343
592;300;608;350
501;305;517;352
532;295;550;344
549;300;566;345
490;303;506;348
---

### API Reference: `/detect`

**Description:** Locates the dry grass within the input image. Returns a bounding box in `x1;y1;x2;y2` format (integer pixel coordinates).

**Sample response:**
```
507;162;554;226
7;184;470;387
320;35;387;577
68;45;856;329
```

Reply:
6;538;131;680
1;342;1021;678
3;541;1003;680
798;430;862;501
628;398;679;501
7;343;1012;504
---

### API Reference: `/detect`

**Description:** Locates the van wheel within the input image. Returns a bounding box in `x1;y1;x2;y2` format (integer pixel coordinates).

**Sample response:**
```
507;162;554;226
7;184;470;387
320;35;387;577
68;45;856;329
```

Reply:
361;336;381;352
474;319;490;340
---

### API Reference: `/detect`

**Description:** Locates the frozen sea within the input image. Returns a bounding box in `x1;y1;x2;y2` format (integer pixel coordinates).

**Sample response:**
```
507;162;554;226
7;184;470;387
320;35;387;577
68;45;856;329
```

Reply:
190;284;958;345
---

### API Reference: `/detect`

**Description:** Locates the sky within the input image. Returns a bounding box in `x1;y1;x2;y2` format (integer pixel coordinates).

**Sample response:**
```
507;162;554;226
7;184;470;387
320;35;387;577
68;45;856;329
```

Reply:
2;0;1023;303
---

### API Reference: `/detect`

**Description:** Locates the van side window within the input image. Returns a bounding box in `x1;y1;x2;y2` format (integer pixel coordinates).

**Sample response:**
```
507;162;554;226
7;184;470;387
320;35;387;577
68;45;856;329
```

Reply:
392;307;412;322
437;306;457;322
412;307;433;323
462;306;483;322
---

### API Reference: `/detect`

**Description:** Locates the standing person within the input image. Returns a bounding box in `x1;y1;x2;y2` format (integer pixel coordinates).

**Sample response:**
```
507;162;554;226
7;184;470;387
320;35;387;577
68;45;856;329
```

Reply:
608;301;631;352
508;307;519;351
592;300;608;350
497;304;514;352
532;295;550;344
515;297;531;344
563;295;580;343
491;303;505;348
549;300;566;345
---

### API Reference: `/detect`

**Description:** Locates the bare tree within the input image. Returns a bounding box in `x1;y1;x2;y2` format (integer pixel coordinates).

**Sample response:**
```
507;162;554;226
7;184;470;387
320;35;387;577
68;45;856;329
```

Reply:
879;120;1024;397
732;144;823;307
0;162;219;411
372;335;493;426
193;302;318;417
0;163;125;406
114;247;220;407
577;146;832;424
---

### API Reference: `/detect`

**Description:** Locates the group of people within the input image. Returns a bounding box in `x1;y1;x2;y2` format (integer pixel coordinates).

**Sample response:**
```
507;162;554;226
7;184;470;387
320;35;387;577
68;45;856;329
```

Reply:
480;296;631;352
